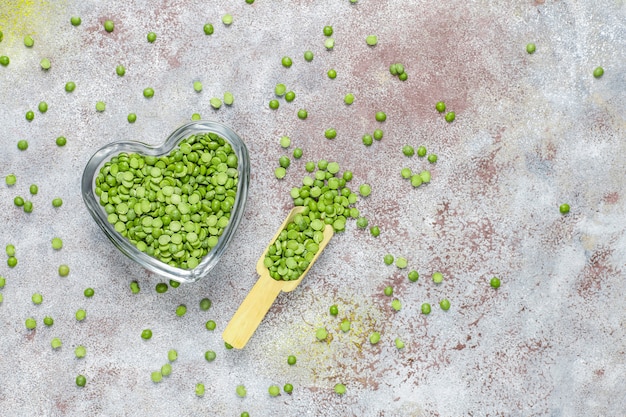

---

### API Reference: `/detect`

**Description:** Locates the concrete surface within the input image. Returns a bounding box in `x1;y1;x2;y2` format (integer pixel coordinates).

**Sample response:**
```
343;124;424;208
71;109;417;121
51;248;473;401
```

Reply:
1;0;625;416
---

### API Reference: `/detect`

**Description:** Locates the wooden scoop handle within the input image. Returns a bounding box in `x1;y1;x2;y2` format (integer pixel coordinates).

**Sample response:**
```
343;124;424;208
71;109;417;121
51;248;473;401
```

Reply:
222;270;284;349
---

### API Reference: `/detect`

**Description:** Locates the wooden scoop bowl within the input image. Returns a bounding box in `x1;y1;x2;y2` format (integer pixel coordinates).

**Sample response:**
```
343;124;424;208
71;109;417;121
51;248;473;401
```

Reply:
222;206;334;349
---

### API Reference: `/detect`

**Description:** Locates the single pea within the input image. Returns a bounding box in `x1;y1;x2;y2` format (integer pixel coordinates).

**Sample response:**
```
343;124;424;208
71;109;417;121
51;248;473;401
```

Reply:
104;20;114;32
391;299;402;311
0;276;5;288
323;25;333;36
269;99;279;110
445;112;455;122
38;101;48;113
490;277;501;288
168;349;178;362
7;256;17;268
369;331;380;344
384;286;393;296
408;270;419;282
373;129;383;140
44;316;53;326
200;298;212;311
420;170;431;183
344;93;354;105
279;155;290;169
222;14;233;25
324;38;335;49
51;237;63;250
70;16;81;26
366;35;378;46
76;375;87;387
59;264;70;277
334;383;346;395
281;56;293;68
175;305;187;317
325;128;337;139
191;113;201;120
329;304;339;316
155;283;168;293
193;81;203;92
297;109;308;119
95;101;106;112
274;167;287;179
287;355;297;365
225;342;234;349
23;201;33;213
283;383;294;394
147;32;157;43
116;65;126;76
25;318;36;329
359;184;371;197
268;385;280;397
395;64;405;75
236;385;247;398
293;147;303;159
383;254;394;265
375;111;387;122
305;161;316;172
205;320;216;330
315;327;328;341
151;371;162;383
402;145;415;157
141;329;152;339
559;203;570;214
169;280;180;288
275;83;287;96
52;197;63;207
395;257;408;269
204;350;216;362
65;81;76;92
340;319;351;332
421;303;431;315
84;288;95;298
24;35;34;47
5;245;14;256
399;72;408;81
6;174;16;186
526;43;536;54
17;140;28;151
130;280;140;294
210;97;222;109
432;272;443;284
196;383;205;397
161;363;172;377
427;154;438;163
127;113;137;123
401;167;412;179
56;136;67;146
75;309;86;321
75;345;86;358
241;413;250;417
32;293;43;305
51;337;62;349
29;184;38;195
395;337;405;349
593;66;604;78
224;91;234;105
440;299;451;310
285;91;296;102
369;225;380;237
304;50;314;61
0;55;9;66
280;135;291;148
14;196;24;206
327;69;337;79
435;101;446;113
362;134;373;146
143;87;154;98
203;23;214;35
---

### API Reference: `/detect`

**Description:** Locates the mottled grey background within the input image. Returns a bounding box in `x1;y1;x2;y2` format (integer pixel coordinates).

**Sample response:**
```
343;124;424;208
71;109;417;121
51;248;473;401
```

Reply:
0;0;624;416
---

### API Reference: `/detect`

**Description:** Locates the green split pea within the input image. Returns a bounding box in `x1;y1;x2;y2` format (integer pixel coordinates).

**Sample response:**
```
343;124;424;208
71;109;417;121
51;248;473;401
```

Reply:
95;132;239;270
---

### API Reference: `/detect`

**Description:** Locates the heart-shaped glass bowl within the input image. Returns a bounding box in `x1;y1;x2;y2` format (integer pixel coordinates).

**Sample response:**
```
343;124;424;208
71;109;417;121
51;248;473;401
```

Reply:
81;120;250;283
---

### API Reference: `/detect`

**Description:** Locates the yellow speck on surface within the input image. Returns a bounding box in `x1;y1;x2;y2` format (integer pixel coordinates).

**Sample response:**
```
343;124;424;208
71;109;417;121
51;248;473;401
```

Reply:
0;0;58;42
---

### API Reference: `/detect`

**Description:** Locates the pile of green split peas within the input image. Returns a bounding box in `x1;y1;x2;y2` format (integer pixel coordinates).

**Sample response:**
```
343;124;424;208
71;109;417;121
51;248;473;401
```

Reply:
95;133;239;270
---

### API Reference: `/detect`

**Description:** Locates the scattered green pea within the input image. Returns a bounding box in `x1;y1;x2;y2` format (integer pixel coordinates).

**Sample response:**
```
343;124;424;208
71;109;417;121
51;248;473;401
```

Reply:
5;174;16;186
359;184;371;197
32;293;43;304
200;298;212;311
369;331;380;344
408;270;419;282
161;363;172;376
0;55;8;66
196;383;205;397
356;216;368;229
340;319;350;332
24;35;34;47
25;318;36;329
284;383;294;394
104;20;114;32
95;101;106;112
324;38;335;49
51;237;63;250
23;201;33;213
329;304;339;316
384;286;393;296
193;81;203;92
325;128;337;139
395;257;408;269
76;375;87;387
141;329;152;339
427;154;438;163
0;276;5;287
143;87;154;98
327;69;337;79
116;65;126;76
51;337;62;349
7;256;17;268
147;32;157;43
130;280;140;294
369;225;380;237
151;371;162;383
14;196;24;206
38;101;48;113
70;16;81;26
373;129;383;140
169;280;180;288
74;345;86;358
391;299;402;311
417;146;427;157
205;320;216;330
210;97;222;108
222;14;233;25
44;316;53;326
445;112;455;122
395;337;405;349
384;254;394;265
375;111;386;122
59;264;70;277
315;327;328;341
203;23;214;35
432;272;443;284
224;92;234;105
344;93;354;105
362;134;373;146
269;99;279;110
297;109;308;119
204;350;216;362
490;277;501;288
17;140;28;151
274;167;287;179
559;203;570;214
281;56;292;68
440;299;451;310
191;113;201;120
84;288;95;298
323;25;333;36
287;355;297;365
398;72;408;81
127;113;137;123
421;303;431;315
293;147;303;159
56;136;67;146
29;184;38;195
593;66;604;78
225;342;234;349
435;102;446;113
304;50;314;61
155;283;168;293
285;91;296;102
175;305;187;317
268;385;280;397
236;385;247;398
334;383;346;395
52;197;63;207
168;349;178;362
402;145;415;157
366;35;378;45
25;111;34;121
526;43;536;54
75;309;86;321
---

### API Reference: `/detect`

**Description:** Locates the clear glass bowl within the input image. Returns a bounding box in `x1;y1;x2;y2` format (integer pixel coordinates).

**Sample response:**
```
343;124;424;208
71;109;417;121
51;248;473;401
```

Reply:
81;120;250;283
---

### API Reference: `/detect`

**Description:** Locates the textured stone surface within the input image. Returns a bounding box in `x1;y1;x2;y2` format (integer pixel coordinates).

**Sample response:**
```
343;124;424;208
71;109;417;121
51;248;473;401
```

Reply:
0;0;624;416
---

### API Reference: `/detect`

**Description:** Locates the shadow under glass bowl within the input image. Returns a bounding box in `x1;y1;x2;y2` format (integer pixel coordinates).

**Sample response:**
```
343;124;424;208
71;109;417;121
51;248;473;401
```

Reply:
81;120;250;283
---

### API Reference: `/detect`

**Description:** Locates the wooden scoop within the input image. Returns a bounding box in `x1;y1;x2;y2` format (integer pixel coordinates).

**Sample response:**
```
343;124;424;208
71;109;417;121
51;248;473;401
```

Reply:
222;206;334;349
